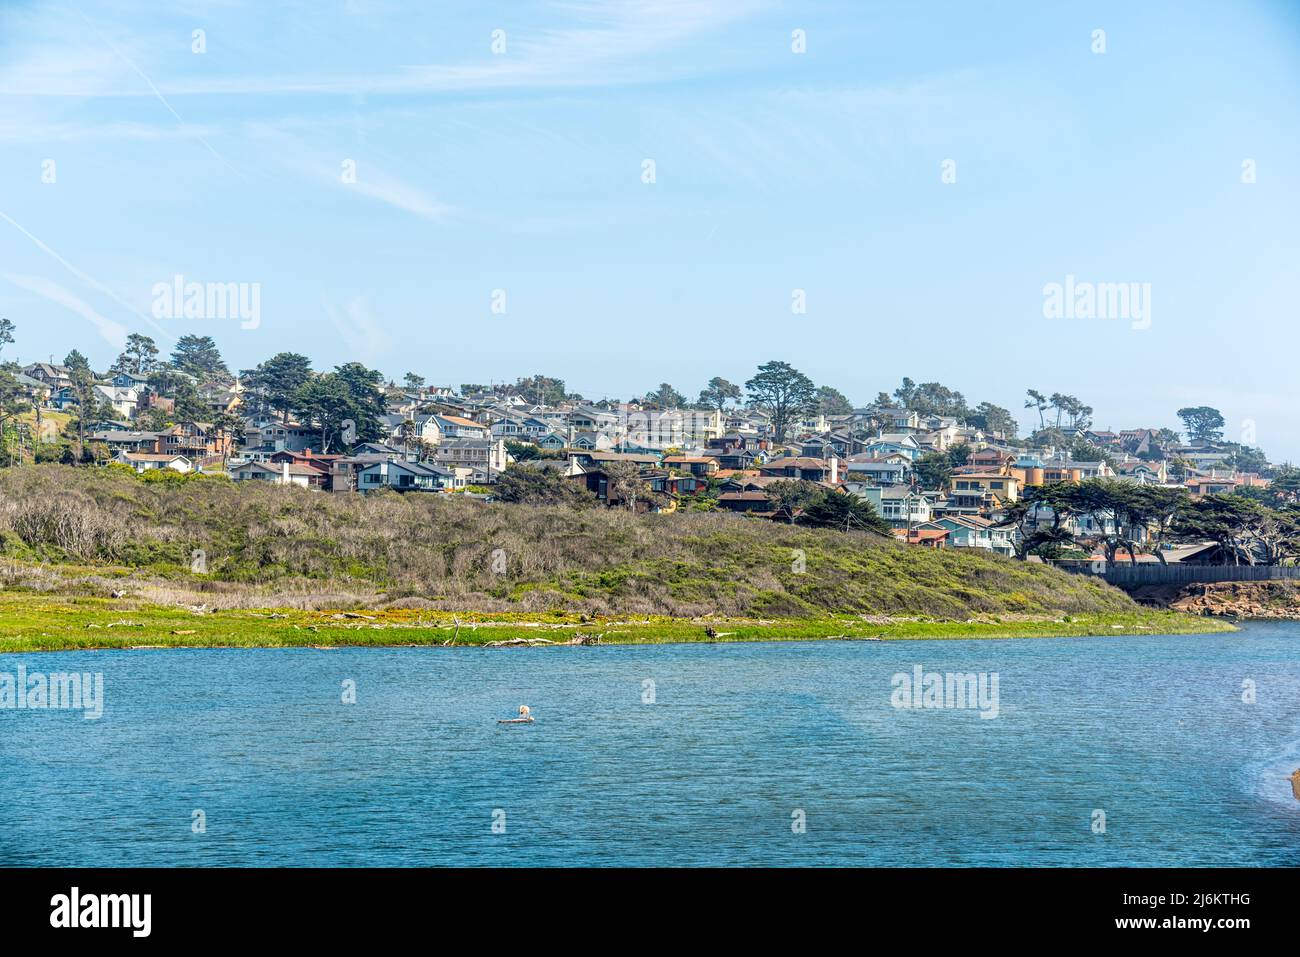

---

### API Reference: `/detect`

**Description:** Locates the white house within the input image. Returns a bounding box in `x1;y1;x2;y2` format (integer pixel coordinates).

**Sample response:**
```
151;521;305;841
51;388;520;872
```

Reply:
115;451;192;474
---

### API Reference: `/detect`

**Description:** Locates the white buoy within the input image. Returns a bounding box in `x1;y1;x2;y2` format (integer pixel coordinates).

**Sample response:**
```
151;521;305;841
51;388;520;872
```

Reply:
498;704;534;725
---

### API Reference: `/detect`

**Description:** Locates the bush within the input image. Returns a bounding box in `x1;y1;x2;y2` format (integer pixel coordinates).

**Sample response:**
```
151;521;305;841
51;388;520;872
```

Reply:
0;464;1138;619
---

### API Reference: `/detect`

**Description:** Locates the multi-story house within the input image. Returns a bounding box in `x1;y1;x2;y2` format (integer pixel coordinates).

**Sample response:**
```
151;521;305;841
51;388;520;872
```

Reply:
156;422;235;462
433;438;508;475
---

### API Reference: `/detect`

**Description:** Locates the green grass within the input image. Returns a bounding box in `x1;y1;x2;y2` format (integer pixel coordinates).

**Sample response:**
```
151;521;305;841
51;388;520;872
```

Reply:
0;590;1234;654
0;465;1242;649
0;464;1146;620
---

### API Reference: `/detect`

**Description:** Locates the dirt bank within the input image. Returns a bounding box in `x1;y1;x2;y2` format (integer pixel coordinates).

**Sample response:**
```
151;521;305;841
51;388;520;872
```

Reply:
1129;580;1300;619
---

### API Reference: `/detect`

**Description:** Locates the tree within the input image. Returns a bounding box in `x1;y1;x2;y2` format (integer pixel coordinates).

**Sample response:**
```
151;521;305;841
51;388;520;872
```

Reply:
209;409;242;459
745;361;816;443
999;498;1078;560
1154;428;1181;450
1028;426;1067;450
170;335;229;381
969;402;1017;439
1024;390;1049;431
0;317;14;357
1048;393;1068;430
330;362;388;443
397;419;417;452
1126;485;1189;564
111;333;159;376
1068;437;1114;468
643;383;686;409
496;465;594;506
947;443;972;466
1259;467;1300;507
1049;394;1092;431
0;365;29;465
403;372;425;392
1070;480;1150;565
294;373;356;453
64;350;96;466
1246;505;1300;565
1167;455;1193;482
908;381;968;418
912;451;954;490
893;377;918;408
815;385;854;416
1226;446;1268;474
602;461;650;511
766;479;819;524
138;406;172;431
798;491;893;535
514;375;567;406
697;376;742;413
1177;406;1225;444
145;367;208;423
1172;495;1264;565
1023;482;1086;548
243;353;313;422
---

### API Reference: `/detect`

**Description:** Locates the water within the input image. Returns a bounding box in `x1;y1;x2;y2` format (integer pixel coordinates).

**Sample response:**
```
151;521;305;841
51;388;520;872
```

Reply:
2;622;1298;866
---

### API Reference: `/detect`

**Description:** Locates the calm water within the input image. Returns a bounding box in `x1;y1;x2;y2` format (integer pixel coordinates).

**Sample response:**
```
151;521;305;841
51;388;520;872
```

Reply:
2;623;1298;866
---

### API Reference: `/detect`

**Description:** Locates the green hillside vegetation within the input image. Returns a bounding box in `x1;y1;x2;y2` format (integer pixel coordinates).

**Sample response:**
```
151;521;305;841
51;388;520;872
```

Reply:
0;464;1156;621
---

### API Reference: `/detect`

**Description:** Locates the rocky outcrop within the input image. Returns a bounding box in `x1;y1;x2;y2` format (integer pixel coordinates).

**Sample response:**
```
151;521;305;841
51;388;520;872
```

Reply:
1141;581;1300;619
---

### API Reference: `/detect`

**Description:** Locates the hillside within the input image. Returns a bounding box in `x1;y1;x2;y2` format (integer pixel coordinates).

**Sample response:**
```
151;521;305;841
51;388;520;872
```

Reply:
0;464;1145;621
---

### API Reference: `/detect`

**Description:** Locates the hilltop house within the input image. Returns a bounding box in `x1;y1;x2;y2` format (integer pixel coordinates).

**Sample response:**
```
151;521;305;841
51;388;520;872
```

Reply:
844;453;910;486
853;485;932;528
89;429;161;453
432;438;509;474
114;451;191;474
93;384;139;420
924;516;1015;555
863;433;920;462
663;455;721;478
22;363;73;392
157;422;235;462
229;460;327;489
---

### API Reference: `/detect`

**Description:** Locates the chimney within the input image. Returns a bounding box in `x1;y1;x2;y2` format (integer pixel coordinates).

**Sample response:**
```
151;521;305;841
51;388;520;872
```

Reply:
830;456;839;484
281;460;290;485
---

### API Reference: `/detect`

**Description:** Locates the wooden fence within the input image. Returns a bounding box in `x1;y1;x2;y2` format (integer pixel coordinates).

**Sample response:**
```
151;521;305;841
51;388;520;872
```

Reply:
1060;563;1300;586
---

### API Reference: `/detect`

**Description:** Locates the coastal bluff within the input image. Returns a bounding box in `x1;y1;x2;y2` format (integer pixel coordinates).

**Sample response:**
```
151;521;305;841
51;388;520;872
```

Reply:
1129;581;1300;620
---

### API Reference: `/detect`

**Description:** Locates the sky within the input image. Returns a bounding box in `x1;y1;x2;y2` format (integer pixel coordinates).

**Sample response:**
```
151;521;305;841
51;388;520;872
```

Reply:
1;0;1298;456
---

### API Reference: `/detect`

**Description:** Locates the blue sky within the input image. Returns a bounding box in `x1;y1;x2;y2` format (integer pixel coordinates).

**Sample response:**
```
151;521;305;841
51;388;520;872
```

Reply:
1;0;1298;456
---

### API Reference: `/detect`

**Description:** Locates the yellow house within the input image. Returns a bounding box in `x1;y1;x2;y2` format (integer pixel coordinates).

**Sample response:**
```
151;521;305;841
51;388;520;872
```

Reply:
950;472;1020;502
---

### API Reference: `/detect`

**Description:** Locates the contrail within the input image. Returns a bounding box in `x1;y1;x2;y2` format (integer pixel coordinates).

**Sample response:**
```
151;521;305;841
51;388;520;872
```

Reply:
0;207;174;342
70;4;244;179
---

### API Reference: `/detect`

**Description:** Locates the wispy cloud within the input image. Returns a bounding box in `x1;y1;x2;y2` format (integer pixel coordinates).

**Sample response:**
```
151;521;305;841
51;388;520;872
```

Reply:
322;295;391;365
3;273;127;351
0;0;769;98
246;126;454;222
346;172;453;222
0;209;174;342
